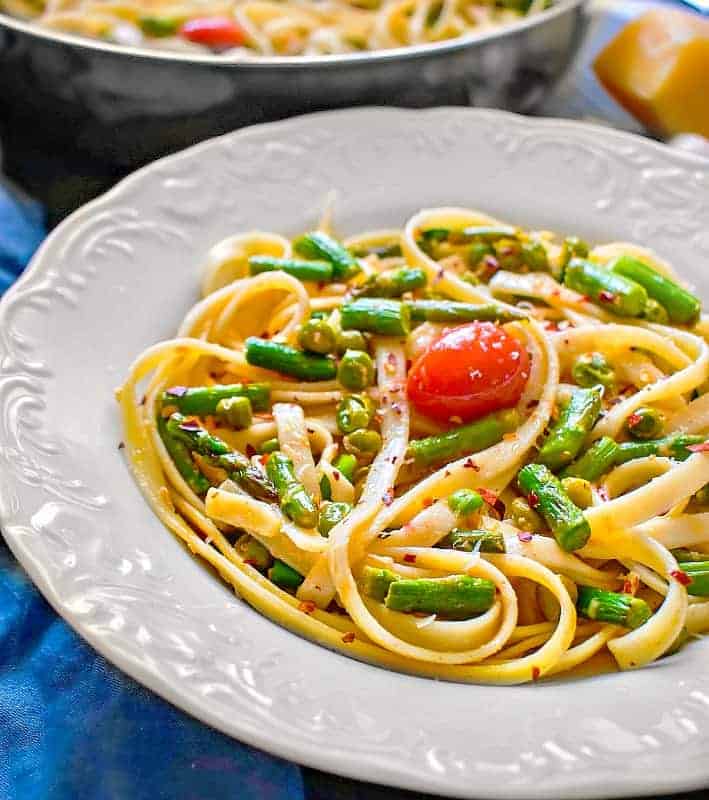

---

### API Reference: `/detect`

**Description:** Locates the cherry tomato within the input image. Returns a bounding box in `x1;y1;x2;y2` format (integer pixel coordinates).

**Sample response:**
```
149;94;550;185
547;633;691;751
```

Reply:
180;17;246;48
406;321;530;424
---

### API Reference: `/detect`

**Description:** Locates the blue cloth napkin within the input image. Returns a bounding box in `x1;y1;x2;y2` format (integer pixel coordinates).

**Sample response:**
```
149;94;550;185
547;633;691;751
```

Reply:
0;184;305;800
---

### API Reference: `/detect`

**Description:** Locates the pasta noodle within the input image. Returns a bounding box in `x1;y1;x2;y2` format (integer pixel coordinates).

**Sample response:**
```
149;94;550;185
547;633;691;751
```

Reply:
2;0;551;55
118;205;709;684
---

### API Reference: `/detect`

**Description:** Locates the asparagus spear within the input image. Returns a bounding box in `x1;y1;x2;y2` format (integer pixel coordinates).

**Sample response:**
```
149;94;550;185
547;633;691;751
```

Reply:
360;566;400;602
139;15;179;35
157;415;210;495
166;413;277;501
336;394;373;434
625;407;665;440
268;559;304;589
340;298;411;337
671;548;708;563
520;240;549;271
560;436;619;482
577;586;651;629
294;232;361;279
357;267;427;298
537;386;603;472
614;434;706;465
439;529;506;554
162;382;270;414
350;243;402;259
407;409;519;468
559;236;589;271
298;319;336;355
517;463;591;551
248;255;334;283
337;349;375;391
405;300;526;325
215;396;252;429
245;337;336;381
677;562;709;597
384;575;495;619
447;489;484;516
571;352;615;389
643;298;670;324
266;451;318;528
609;255;701;325
317;501;352;536
564;258;648;317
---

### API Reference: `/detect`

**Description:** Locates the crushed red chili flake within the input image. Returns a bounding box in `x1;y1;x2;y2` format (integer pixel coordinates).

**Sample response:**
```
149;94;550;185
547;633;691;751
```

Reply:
597;486;610;502
543;321;559;332
298;601;316;614
342;632;356;644
166;385;188;397
598;290;616;304
532;666;541;681
306;427;315;435
140;395;147;406
243;559;258;567
332;470;341;482
528;491;540;508
245;444;256;457
478;488;498;506
444;470;451;477
422;497;435;508
517;531;533;543
623;574;640;595
463;458;480;471
527;399;539;410
406;359;412;371
117;441;125;450
259;454;269;466
687;442;709;453
403;553;417;563
626;413;642;429
260;331;270;339
670;570;692;586
178;418;201;431
550;289;561;298
390;455;398;464
382;489;394;506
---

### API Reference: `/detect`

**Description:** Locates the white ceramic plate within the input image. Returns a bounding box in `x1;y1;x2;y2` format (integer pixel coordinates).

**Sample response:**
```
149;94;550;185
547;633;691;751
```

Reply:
2;108;709;800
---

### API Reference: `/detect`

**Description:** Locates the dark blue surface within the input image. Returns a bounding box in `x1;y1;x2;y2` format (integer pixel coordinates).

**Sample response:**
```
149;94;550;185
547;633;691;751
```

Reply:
0;185;305;800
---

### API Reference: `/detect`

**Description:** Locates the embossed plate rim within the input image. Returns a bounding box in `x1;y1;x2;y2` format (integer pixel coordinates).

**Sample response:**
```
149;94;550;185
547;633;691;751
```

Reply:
2;108;709;799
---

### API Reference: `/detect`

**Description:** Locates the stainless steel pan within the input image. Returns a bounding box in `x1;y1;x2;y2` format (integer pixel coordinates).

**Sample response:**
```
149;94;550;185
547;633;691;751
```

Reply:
0;0;586;167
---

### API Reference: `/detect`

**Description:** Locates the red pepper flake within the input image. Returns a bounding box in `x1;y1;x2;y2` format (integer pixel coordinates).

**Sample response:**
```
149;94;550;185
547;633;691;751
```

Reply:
463;457;480;471
245;444;256;457
382;489;394;506
243;559;258;567
478;488;498;507
687;442;709;453
140;394;147;406
166;385;188;397
598;290;616;304
178;418;202;431
444;470;451;477
306;427;315;435
543;320;559;332
482;255;499;273
422;497;435;508
406;359;412;371
626;413;642;430
550;289;561;298
117;441;125;450
260;331;270;339
392;403;402;416
527;399;539;410
390;455;398;464
298;601;316;614
332;470;341;482
403;553;417;564
342;632;356;644
623;574;639;595
527;491;539;508
670;569;692;586
259;454;269;466
597;486;610;502
517;531;533;543
532;666;541;681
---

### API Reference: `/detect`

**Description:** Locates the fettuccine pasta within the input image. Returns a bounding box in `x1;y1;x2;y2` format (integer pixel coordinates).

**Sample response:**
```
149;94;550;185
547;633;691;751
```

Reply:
118;205;709;684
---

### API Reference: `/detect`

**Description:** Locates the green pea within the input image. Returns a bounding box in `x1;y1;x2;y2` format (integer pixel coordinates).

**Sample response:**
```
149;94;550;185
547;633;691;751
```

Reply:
338;349;375;391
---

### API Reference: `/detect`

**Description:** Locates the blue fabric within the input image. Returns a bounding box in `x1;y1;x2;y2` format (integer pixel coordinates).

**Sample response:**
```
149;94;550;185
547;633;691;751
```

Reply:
0;186;305;800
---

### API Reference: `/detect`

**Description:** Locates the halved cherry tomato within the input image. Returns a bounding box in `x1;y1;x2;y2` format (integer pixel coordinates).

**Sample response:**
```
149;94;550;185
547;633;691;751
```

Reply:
406;321;530;424
180;17;246;48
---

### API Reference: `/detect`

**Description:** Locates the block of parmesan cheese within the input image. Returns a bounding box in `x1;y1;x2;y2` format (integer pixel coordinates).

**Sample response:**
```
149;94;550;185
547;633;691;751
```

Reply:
593;8;709;138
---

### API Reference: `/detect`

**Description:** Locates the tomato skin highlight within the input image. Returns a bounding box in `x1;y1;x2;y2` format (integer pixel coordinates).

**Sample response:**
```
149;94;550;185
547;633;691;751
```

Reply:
406;322;530;424
180;17;246;47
